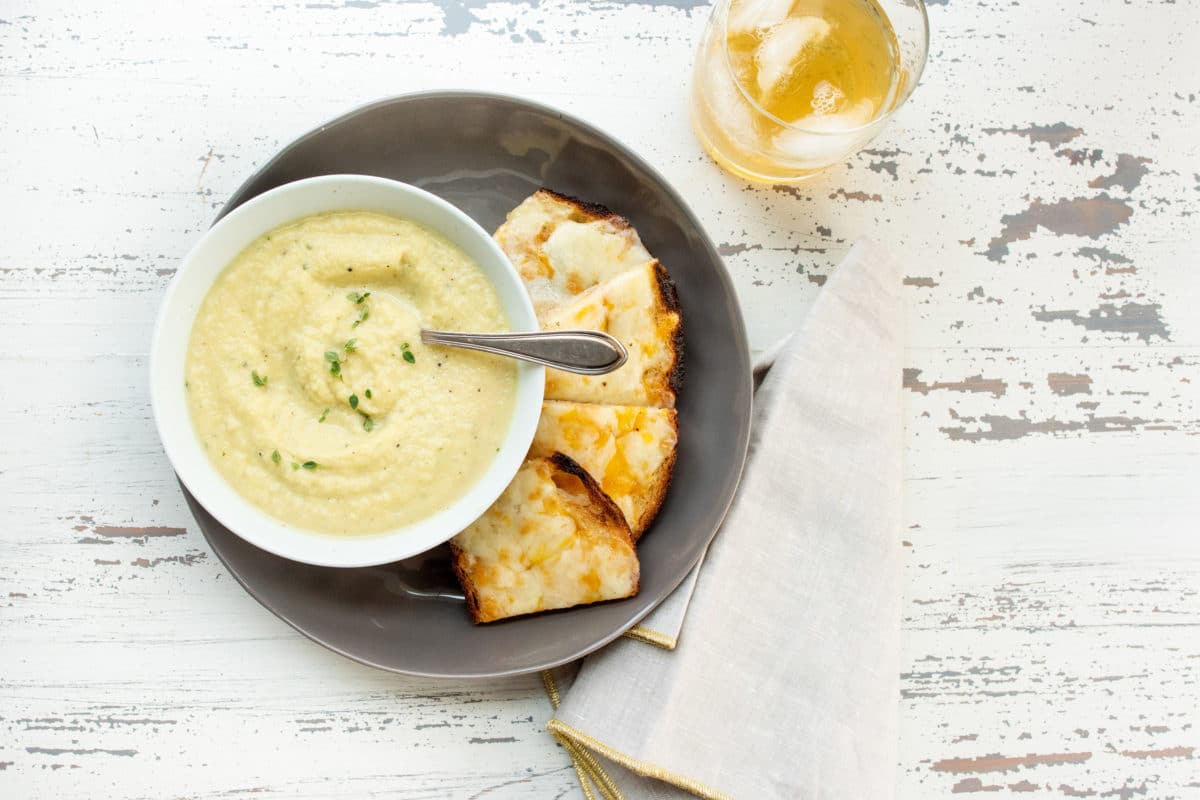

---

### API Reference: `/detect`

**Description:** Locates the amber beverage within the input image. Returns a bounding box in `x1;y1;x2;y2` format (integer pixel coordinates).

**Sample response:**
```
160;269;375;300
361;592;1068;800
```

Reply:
691;0;928;183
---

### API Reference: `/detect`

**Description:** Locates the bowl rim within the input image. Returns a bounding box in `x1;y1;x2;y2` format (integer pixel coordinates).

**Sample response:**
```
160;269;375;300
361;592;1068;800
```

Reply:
150;173;544;568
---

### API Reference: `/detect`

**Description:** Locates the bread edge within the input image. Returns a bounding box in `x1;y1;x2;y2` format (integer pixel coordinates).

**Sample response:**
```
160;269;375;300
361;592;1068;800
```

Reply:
537;187;634;229
448;539;487;624
630;408;679;541
547;452;635;546
649;260;685;403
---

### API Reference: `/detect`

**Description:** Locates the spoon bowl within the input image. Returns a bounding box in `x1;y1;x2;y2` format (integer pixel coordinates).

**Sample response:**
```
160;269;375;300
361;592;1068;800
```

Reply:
421;328;628;375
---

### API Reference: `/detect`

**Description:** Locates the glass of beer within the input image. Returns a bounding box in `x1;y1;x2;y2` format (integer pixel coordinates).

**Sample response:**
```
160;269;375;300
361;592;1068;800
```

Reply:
690;0;929;184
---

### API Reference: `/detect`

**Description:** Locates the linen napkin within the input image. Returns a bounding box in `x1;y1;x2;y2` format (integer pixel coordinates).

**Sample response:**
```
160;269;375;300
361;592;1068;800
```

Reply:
546;238;905;800
619;334;794;651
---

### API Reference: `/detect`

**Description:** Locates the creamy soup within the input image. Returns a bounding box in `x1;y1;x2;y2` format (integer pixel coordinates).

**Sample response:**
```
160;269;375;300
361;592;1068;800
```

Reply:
185;211;517;534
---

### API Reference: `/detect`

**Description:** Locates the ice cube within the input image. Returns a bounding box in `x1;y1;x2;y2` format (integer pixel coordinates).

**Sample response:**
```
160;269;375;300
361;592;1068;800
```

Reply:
809;98;875;129
754;16;832;102
701;54;762;148
771;99;877;167
727;0;798;36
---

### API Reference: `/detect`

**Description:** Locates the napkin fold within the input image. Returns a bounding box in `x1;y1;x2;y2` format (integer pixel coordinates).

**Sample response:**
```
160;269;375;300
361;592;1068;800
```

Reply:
546;239;905;800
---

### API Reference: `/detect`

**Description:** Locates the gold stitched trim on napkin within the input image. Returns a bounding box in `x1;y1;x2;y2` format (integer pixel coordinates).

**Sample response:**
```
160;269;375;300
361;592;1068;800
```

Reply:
547;718;735;800
542;671;618;800
553;729;625;800
622;624;677;650
541;669;563;708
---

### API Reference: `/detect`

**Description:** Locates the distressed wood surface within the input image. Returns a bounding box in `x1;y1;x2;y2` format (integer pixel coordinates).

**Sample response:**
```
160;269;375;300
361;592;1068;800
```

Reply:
2;0;1198;798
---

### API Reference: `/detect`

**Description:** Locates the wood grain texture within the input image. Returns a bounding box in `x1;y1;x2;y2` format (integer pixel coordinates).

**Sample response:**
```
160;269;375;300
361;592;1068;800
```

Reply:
1;0;1197;797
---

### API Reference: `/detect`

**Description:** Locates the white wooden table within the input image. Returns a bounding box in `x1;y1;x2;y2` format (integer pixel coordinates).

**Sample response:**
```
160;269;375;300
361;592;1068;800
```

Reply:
3;1;1197;797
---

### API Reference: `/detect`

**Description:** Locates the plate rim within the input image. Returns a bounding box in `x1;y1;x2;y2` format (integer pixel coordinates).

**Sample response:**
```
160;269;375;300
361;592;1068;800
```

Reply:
199;90;755;678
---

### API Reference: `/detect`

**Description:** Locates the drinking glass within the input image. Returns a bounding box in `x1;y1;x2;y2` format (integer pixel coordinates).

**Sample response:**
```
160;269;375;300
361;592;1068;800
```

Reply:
690;0;929;184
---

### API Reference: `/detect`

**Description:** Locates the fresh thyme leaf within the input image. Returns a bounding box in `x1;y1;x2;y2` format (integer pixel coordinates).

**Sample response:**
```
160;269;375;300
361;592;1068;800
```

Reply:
352;306;369;328
291;462;299;470
318;408;329;423
357;291;370;304
325;351;342;378
344;338;357;352
301;461;318;470
364;389;372;399
402;349;415;365
271;449;281;464
362;415;374;432
252;370;267;387
349;394;358;409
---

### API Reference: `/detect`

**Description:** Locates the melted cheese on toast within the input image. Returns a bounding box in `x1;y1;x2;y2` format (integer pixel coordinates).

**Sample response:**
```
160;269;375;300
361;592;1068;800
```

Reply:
542;261;682;408
531;401;678;539
493;189;652;319
450;454;639;623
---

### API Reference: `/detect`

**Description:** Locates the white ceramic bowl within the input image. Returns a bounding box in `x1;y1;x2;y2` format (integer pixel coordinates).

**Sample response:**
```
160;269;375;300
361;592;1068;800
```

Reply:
150;175;543;567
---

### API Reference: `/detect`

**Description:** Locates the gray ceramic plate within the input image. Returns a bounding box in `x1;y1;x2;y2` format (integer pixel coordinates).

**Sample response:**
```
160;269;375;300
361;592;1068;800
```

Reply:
187;92;752;678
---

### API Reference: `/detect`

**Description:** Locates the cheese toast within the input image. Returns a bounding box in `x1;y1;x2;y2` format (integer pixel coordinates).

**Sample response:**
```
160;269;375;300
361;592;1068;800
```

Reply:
531;401;678;540
449;454;640;624
542;260;682;408
493;189;653;319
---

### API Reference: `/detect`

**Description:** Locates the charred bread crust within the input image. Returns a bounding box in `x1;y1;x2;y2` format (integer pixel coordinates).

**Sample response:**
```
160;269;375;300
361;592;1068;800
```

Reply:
547;451;633;538
448;540;486;624
537;188;631;227
667;310;685;398
649;260;685;401
651;260;682;316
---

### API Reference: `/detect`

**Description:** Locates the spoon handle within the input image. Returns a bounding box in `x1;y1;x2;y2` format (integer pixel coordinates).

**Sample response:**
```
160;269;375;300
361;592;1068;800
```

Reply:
420;329;628;375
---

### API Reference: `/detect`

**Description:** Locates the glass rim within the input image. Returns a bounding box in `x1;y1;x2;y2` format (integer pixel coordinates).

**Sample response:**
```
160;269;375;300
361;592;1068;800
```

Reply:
720;0;930;137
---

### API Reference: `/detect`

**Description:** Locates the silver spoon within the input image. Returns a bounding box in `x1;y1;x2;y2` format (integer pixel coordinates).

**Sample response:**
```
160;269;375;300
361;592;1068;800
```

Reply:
420;329;627;375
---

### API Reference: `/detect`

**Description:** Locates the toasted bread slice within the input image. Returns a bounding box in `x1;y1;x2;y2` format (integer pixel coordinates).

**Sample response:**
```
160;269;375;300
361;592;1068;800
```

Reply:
531;401;677;540
494;189;653;319
542;261;682;408
449;454;640;624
